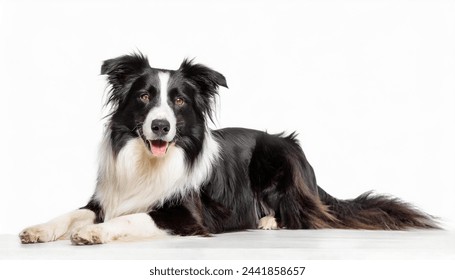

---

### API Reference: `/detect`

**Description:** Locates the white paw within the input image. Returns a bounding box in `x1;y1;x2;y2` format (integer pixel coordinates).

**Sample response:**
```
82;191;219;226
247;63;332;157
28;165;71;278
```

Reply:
258;215;279;230
19;225;56;244
71;225;107;245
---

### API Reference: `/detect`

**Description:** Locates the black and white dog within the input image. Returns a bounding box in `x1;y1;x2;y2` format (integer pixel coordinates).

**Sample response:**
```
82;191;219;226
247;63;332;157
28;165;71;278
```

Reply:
20;53;437;245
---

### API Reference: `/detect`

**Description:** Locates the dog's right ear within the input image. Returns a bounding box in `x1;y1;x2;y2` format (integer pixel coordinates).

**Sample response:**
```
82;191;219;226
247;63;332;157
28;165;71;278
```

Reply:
101;53;150;105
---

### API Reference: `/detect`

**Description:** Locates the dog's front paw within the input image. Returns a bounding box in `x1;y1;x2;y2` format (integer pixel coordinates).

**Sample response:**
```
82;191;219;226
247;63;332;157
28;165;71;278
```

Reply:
19;225;55;244
71;225;107;245
258;215;279;230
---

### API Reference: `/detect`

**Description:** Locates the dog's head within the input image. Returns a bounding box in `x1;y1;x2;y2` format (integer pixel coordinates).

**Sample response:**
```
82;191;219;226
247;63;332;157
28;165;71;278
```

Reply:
101;53;227;158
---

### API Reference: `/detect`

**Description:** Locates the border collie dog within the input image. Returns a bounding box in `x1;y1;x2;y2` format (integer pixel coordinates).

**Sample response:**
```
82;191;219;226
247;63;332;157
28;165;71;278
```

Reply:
20;53;437;245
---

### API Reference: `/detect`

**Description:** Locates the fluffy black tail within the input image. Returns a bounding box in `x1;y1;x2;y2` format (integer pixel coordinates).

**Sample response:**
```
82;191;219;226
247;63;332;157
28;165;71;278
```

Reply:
318;187;439;230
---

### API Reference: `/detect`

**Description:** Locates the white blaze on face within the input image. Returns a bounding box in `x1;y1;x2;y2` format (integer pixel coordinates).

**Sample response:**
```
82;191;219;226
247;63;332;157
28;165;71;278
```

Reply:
142;71;177;156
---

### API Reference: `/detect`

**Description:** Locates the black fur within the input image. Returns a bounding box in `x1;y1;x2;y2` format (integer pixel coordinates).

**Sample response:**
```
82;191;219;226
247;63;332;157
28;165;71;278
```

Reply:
83;53;438;237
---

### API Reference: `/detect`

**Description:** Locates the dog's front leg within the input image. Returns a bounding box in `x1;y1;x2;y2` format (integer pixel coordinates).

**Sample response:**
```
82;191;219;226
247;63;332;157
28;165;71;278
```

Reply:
70;213;167;245
19;209;96;244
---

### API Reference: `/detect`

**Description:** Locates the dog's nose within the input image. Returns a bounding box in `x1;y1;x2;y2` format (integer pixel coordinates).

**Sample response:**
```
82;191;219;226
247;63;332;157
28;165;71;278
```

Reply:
151;119;170;136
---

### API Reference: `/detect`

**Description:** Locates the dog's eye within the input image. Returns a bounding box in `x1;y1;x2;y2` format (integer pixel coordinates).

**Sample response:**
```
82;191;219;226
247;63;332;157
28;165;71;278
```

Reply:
175;97;185;106
140;93;150;103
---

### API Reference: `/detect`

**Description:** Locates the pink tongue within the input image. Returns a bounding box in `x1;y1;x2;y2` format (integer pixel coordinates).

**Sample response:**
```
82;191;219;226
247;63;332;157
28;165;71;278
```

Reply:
150;140;168;157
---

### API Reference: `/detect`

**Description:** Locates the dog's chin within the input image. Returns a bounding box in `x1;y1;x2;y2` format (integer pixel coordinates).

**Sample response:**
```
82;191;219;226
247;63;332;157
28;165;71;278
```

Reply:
145;139;172;158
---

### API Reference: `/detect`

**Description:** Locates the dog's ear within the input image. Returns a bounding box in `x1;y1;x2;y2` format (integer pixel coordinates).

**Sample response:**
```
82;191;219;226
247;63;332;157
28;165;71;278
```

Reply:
101;53;150;105
179;59;228;121
179;58;228;93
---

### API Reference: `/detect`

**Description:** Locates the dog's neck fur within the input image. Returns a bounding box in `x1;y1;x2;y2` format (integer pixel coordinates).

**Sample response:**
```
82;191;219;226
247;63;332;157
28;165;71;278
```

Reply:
94;129;219;221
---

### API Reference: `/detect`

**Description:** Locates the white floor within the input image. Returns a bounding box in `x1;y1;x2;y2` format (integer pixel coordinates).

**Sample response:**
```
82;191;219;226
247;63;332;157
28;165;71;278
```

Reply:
1;229;454;260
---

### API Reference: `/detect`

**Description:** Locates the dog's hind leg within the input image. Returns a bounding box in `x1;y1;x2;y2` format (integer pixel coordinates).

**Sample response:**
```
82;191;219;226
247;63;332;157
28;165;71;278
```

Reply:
249;132;336;229
258;215;279;230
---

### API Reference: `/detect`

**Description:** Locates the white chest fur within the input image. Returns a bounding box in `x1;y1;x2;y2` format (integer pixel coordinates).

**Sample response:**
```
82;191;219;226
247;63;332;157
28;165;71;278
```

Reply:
95;132;219;221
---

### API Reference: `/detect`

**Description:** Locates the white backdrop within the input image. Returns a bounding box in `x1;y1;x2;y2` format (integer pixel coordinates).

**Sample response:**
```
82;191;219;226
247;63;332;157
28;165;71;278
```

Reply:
0;0;454;234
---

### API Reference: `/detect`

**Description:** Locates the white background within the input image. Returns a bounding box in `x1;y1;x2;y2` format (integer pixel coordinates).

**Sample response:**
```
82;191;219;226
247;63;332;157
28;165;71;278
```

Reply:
0;0;454;234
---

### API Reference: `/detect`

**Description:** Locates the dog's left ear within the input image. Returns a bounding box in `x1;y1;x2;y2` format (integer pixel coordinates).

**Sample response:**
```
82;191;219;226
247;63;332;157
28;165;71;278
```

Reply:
179;59;228;121
101;53;150;105
179;59;228;94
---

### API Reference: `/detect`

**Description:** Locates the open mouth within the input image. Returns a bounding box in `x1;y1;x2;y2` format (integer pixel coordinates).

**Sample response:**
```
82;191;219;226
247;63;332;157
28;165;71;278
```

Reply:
147;139;170;157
